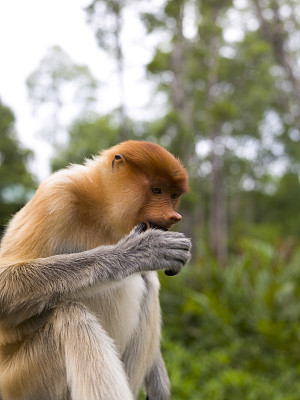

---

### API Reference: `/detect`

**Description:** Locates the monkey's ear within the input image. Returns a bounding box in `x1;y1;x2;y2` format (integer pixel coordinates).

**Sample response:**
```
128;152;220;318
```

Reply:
112;153;127;170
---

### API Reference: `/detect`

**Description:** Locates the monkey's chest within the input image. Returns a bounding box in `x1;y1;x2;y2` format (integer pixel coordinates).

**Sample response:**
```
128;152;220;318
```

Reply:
83;274;147;355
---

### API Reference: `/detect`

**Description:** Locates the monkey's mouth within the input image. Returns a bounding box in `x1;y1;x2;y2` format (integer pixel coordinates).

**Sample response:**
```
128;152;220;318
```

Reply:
149;222;169;231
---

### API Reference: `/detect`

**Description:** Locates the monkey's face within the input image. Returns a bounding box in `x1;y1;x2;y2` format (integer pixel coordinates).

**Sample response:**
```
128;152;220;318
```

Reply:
137;181;184;231
104;143;188;238
106;170;185;238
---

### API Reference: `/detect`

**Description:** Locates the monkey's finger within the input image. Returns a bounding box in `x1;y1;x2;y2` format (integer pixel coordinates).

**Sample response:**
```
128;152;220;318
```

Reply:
164;261;183;275
160;248;190;272
144;229;192;251
163;236;192;251
172;238;192;251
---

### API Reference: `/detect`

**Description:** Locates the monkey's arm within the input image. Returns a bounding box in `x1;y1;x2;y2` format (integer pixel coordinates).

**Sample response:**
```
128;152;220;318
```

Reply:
0;226;191;326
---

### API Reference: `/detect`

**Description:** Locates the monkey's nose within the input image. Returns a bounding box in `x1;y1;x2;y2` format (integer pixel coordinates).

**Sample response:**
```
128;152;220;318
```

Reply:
167;211;182;224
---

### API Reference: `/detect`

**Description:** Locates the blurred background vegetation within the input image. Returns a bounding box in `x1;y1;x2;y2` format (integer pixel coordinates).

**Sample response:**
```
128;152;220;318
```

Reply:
1;0;300;398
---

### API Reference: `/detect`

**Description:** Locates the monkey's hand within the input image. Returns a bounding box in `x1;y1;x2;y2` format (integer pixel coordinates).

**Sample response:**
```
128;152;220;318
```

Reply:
115;224;191;276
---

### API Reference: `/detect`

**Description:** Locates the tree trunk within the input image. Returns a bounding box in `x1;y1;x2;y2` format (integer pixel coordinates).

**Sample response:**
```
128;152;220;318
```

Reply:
205;8;228;264
210;134;227;264
170;2;194;160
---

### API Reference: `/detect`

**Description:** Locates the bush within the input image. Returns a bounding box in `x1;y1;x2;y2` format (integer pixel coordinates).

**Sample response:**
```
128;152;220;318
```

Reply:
158;238;300;400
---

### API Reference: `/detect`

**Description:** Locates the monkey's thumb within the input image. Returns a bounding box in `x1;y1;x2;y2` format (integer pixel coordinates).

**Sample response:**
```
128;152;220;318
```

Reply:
132;223;148;235
164;269;179;276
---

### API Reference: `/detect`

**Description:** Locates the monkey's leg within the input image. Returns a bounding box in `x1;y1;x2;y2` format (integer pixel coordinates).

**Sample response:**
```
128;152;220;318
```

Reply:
144;351;170;400
0;319;68;400
0;303;134;400
53;302;134;400
122;273;170;400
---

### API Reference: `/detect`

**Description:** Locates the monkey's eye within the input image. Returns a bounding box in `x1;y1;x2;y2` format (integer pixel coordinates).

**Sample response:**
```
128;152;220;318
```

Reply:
152;187;162;195
171;193;180;200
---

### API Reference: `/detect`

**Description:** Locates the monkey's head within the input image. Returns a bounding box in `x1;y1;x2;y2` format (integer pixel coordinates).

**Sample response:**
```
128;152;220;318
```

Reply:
101;141;188;237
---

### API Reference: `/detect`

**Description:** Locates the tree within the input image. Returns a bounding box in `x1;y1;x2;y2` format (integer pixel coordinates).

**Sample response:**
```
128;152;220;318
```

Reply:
251;0;300;107
140;0;300;261
26;46;99;146
249;0;300;171
85;0;131;140
0;99;36;233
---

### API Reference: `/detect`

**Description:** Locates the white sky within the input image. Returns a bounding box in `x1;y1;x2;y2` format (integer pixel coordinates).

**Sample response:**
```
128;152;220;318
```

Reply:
0;0;157;180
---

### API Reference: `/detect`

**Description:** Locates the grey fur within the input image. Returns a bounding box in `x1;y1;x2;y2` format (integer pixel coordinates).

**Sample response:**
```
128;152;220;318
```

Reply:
0;226;191;326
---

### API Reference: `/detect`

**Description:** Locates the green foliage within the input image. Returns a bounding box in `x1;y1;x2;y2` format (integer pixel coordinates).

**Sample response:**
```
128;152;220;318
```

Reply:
51;114;122;170
51;112;147;171
245;174;300;239
158;239;300;399
0;99;36;232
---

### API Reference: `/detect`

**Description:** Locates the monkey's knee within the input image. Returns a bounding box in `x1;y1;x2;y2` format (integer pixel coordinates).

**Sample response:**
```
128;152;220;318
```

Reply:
52;301;90;321
51;301;98;334
51;303;134;400
52;301;91;325
51;301;116;357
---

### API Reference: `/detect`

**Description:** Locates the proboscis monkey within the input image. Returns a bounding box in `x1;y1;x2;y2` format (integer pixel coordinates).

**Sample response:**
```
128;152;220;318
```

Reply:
0;140;191;400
